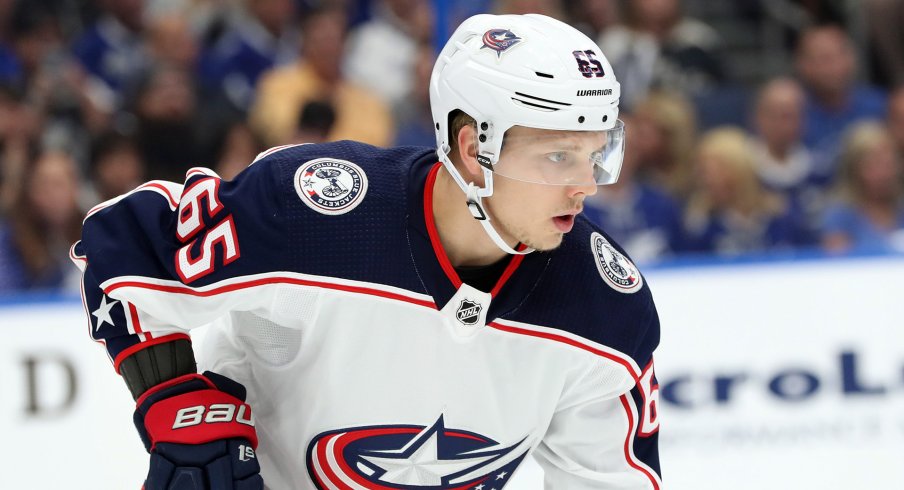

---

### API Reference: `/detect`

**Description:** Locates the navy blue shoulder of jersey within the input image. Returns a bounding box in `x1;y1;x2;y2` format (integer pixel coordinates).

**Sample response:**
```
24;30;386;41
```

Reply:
80;141;438;292
261;141;438;293
80;148;286;288
504;215;660;368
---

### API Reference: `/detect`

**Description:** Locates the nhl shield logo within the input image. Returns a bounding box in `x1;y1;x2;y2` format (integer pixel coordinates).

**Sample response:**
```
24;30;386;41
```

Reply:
456;299;482;325
294;158;368;215
591;232;643;294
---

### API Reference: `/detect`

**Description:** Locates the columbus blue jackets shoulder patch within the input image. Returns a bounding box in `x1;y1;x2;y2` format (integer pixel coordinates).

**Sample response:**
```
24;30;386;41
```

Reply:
293;158;368;215
591;232;643;294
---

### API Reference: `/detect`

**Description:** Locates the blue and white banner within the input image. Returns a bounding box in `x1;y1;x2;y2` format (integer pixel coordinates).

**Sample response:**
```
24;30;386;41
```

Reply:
650;256;904;490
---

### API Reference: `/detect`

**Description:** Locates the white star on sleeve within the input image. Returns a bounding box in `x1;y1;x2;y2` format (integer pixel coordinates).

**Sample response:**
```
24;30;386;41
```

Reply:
92;295;119;332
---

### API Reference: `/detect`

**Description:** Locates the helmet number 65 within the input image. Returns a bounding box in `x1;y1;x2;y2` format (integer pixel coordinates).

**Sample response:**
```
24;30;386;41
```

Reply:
573;50;605;78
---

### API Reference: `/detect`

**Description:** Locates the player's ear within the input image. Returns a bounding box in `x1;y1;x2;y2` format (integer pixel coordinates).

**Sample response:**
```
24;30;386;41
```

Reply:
456;124;483;181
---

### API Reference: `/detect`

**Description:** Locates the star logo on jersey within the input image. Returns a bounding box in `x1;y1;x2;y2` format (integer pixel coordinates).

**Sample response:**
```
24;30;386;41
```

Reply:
591;232;643;294
306;415;529;489
92;295;119;332
481;29;522;57
456;299;482;326
294;158;368;216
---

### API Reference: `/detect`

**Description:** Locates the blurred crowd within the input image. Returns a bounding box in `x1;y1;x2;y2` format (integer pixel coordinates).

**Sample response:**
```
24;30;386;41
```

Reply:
1;0;904;294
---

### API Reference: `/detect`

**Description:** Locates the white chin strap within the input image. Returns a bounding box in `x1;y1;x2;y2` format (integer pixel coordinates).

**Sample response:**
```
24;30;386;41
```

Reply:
438;148;534;256
464;177;534;256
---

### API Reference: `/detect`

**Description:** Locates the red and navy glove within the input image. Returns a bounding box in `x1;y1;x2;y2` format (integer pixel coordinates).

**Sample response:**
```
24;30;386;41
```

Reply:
134;371;263;490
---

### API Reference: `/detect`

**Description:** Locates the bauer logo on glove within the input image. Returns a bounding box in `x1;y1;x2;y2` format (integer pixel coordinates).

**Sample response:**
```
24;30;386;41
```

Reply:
173;403;255;429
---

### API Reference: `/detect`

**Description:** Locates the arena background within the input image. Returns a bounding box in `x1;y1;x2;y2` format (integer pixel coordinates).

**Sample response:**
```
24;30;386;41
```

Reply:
1;0;904;488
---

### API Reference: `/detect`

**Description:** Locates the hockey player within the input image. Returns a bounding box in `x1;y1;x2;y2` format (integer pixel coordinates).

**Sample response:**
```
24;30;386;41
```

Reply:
73;13;661;490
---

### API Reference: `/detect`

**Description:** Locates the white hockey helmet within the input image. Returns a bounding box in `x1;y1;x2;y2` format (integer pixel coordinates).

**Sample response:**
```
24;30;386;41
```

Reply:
429;13;624;254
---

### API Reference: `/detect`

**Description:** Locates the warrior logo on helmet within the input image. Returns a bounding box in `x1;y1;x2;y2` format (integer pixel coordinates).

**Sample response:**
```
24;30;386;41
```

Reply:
482;29;522;57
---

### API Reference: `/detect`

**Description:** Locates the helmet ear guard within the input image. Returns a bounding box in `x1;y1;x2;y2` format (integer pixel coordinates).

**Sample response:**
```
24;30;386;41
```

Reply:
476;120;497;168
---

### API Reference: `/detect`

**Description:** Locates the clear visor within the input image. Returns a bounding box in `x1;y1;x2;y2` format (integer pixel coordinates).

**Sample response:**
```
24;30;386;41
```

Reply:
492;119;625;186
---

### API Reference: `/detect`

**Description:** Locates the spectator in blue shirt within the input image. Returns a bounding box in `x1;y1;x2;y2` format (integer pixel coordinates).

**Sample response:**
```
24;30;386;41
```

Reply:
795;25;886;182
72;0;148;107
822;121;904;253
197;0;299;114
684;127;803;256
748;77;823;246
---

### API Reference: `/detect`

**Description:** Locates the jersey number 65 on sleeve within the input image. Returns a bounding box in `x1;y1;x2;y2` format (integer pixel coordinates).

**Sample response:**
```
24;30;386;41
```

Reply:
174;177;241;283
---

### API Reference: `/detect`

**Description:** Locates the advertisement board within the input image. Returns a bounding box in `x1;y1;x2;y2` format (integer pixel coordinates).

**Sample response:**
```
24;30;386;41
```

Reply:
651;256;904;490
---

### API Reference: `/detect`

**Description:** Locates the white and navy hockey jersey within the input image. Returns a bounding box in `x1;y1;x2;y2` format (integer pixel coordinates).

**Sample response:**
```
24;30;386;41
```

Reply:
73;141;662;489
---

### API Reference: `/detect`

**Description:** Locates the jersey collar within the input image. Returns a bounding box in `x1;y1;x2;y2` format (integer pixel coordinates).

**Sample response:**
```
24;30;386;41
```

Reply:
407;161;549;315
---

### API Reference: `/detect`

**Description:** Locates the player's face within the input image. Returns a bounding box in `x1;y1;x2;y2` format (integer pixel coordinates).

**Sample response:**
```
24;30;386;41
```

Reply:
485;127;600;251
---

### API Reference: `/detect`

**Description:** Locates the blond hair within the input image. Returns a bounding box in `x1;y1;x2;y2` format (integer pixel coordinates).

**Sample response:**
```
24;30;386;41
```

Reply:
632;90;697;198
687;126;784;220
835;121;900;205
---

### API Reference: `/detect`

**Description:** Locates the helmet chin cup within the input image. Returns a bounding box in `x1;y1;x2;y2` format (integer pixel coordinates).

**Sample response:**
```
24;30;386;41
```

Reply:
464;182;533;256
465;183;487;221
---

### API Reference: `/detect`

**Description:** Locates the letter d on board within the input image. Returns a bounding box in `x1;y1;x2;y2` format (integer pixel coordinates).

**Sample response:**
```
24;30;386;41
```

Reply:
23;355;77;417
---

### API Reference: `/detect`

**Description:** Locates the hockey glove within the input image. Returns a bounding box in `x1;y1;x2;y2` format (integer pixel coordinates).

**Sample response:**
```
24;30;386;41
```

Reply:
134;371;263;490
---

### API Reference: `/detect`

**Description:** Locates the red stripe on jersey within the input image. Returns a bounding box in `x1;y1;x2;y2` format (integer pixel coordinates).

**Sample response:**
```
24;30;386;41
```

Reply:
309;442;330;490
128;302;147;336
423;163;527;297
489;251;525;297
619;394;660;490
105;276;437;310
185;168;213;180
314;433;346;488
106;277;640;375
69;242;87;264
144;182;179;208
87;182;179;218
423;164;462;288
113;333;192;373
488;321;640;382
445;430;487;442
